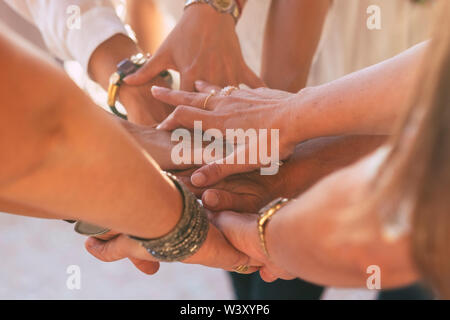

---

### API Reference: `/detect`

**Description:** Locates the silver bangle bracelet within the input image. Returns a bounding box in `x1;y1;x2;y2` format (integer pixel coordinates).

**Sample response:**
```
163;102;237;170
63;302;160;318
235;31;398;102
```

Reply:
128;172;209;262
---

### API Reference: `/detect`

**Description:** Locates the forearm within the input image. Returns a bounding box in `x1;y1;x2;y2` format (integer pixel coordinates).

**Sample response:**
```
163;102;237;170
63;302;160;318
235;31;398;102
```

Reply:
284;41;428;144
0;29;181;239
265;154;419;288
271;135;387;199
89;32;172;125
262;0;330;92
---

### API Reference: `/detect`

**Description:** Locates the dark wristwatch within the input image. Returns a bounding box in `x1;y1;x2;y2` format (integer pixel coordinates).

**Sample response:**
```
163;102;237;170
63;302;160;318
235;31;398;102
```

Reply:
107;53;172;120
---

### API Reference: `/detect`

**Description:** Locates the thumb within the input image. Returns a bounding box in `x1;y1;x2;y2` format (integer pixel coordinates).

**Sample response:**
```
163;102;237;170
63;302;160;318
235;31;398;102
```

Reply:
124;52;171;85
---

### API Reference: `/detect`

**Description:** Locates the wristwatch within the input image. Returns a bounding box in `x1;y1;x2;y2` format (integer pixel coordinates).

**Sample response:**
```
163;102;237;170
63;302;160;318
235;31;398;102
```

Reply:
107;53;172;120
184;0;241;23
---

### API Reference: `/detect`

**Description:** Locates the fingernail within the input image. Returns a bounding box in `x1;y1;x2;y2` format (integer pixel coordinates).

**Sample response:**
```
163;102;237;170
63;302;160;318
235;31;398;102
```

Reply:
191;172;207;187
156;123;162;130
204;191;219;208
195;80;206;87
151;86;169;94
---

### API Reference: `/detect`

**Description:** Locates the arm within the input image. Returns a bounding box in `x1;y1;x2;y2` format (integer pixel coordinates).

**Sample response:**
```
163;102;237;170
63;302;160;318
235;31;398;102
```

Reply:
0;27;180;238
261;0;330;92
5;0;171;125
178;135;386;213
214;149;419;287
153;42;428;186
125;1;263;91
0;27;250;272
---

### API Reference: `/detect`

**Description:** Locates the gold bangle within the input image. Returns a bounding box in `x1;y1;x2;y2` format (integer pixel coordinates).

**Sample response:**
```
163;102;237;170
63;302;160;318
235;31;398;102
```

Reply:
257;197;290;258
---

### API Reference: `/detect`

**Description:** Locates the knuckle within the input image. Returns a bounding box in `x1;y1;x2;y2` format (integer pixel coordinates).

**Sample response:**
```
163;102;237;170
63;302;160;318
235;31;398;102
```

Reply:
206;162;223;179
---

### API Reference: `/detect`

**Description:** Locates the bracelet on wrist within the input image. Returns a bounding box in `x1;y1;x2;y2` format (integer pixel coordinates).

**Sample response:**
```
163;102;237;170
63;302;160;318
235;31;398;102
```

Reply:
128;172;209;262
107;53;172;120
257;197;290;258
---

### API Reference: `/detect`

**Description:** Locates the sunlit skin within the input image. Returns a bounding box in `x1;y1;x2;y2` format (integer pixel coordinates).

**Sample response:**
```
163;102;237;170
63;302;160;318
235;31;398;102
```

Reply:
212;150;419;286
0;26;258;276
124;3;264;91
152;42;427;187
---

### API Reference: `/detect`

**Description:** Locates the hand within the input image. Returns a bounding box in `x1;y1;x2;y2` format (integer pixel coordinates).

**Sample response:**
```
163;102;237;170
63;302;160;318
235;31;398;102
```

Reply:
121;121;198;171
175;168;281;213
88;34;173;125
153;81;301;187
119;76;174;125
211;211;295;282
124;4;264;91
88;231;161;275
85;222;262;275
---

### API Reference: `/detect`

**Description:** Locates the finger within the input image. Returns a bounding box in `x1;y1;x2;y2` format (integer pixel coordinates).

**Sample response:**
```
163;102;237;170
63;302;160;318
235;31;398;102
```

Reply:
202;189;260;212
124;52;171;85
259;268;278;283
180;72;196;92
195;80;222;93
157;105;216;131
128;258;160;275
176;174;205;197
242;66;266;89
151;86;207;108
211;211;264;263
191;159;259;187
85;235;156;263
183;224;260;273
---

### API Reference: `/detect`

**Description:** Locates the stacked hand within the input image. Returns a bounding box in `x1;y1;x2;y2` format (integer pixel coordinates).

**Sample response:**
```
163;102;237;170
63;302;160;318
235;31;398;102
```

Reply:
125;4;263;91
152;81;301;187
82;4;301;280
84;221;262;276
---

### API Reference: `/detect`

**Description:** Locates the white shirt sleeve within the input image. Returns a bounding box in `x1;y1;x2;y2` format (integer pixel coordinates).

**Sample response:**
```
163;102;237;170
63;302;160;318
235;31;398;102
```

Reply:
3;0;128;72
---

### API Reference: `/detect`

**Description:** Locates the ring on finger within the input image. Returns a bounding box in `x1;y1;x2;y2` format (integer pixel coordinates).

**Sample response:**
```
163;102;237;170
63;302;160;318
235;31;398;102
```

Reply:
203;89;217;109
220;86;239;97
233;265;250;274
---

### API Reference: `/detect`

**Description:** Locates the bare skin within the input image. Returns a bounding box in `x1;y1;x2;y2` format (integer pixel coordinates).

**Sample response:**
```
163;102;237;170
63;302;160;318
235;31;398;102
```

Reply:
262;0;331;92
124;3;263;91
177;135;386;213
0;26;256;275
88;34;173;125
153;42;427;187
125;0;165;54
212;149;419;286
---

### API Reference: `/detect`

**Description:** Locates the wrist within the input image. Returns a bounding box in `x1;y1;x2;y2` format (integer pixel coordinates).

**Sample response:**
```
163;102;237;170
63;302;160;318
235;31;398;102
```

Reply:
88;34;142;89
281;86;322;146
184;2;236;27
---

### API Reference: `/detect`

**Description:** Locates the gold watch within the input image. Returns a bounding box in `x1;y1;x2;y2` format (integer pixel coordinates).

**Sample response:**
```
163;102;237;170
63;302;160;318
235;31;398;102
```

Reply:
257;197;290;257
184;0;241;23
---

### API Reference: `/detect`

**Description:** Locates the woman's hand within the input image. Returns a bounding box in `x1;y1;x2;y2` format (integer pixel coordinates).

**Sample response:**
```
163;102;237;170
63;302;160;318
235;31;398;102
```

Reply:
87;231;162;275
85;222;262;275
153;81;302;187
211;211;295;282
175;168;280;213
124;4;263;91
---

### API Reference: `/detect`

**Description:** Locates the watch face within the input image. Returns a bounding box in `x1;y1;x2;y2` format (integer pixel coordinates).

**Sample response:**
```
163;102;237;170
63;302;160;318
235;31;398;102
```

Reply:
212;0;234;11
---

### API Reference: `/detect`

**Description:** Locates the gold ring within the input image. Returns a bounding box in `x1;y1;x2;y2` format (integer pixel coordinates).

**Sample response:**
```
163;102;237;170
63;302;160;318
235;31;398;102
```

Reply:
220;86;239;96
203;89;217;109
233;265;250;274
